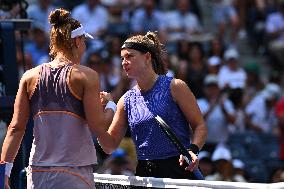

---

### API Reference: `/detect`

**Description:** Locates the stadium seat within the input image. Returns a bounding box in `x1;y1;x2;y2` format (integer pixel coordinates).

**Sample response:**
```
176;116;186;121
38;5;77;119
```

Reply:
244;159;268;183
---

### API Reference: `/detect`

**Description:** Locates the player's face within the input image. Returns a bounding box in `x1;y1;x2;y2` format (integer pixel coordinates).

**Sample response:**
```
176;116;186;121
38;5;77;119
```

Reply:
121;48;147;78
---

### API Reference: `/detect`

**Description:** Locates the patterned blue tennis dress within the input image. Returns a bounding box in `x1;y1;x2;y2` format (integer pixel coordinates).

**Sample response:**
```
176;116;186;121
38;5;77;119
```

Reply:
124;75;192;160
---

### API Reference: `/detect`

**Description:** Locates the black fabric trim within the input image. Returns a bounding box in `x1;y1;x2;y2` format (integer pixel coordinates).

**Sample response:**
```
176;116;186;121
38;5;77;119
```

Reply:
188;144;200;155
121;42;159;73
121;42;153;54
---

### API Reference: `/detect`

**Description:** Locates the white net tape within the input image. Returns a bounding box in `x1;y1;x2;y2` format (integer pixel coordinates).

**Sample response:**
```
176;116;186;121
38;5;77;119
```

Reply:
94;173;284;189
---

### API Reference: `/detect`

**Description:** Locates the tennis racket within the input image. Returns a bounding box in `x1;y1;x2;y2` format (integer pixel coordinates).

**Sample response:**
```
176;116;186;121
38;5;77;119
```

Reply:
155;115;204;180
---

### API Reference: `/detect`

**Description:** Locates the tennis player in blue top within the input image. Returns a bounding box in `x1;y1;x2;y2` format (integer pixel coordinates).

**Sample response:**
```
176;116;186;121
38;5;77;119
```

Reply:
97;31;207;179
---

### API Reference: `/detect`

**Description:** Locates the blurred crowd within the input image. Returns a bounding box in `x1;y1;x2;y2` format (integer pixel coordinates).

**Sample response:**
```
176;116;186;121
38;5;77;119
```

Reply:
1;0;284;184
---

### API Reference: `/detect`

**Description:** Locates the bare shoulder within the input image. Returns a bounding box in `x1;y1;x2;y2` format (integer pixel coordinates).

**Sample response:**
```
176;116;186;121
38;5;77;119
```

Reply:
21;65;42;83
170;78;188;91
69;65;99;85
71;64;99;83
170;78;193;101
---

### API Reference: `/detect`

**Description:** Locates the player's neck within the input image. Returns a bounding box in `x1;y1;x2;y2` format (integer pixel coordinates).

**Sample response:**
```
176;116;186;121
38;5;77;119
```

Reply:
137;73;158;92
54;53;79;65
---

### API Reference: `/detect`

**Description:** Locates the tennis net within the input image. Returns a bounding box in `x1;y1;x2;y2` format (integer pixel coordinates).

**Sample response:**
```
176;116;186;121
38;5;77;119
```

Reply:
94;173;284;189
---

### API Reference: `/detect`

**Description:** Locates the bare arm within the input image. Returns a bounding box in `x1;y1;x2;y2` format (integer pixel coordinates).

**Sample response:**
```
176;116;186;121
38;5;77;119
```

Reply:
1;72;30;162
171;79;207;150
97;96;128;154
82;68;114;134
220;102;236;124
245;114;264;133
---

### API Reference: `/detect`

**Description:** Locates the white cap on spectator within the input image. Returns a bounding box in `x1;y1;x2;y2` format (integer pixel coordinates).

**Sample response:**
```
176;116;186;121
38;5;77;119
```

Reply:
211;144;232;161
208;56;221;66
198;151;211;160
262;83;281;100
204;74;218;86
101;0;118;6
232;159;245;169
224;48;239;61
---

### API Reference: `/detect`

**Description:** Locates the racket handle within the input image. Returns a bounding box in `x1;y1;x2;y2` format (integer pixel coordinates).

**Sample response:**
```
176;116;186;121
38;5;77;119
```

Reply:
193;168;204;180
183;155;204;180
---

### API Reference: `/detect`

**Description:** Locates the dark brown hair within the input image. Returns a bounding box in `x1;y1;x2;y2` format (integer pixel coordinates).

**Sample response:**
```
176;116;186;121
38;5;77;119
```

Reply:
48;8;81;58
123;31;167;75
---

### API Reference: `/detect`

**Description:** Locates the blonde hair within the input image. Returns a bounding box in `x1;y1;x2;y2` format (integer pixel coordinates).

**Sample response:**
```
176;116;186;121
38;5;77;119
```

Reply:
124;31;167;75
48;8;81;59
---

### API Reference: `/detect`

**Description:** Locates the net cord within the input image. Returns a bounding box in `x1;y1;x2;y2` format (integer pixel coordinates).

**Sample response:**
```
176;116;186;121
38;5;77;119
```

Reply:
94;173;284;189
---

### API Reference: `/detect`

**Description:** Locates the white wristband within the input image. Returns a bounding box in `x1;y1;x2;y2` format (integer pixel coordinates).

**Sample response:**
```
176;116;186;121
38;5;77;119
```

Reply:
105;101;117;113
5;162;13;177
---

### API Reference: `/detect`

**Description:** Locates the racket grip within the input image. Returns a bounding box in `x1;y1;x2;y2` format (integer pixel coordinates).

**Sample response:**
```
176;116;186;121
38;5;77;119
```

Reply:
193;168;204;180
183;155;204;180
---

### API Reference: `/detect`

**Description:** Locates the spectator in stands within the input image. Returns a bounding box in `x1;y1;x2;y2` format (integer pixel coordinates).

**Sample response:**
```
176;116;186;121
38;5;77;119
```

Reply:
232;159;247;182
197;74;235;153
84;47;111;92
0;1;20;19
211;0;239;46
106;37;125;92
157;0;202;21
16;40;34;77
97;148;135;175
218;48;247;91
176;42;207;99
228;88;246;133
234;0;248;39
275;99;284;160
207;56;222;75
245;83;281;133
217;48;247;120
164;0;202;41
269;168;284;183
188;0;202;22
27;0;56;33
206;144;244;182
103;0;130;37
243;62;264;106
246;0;277;53
265;1;284;69
130;0;166;35
176;40;191;61
72;0;109;37
205;144;232;181
52;0;82;11
198;151;213;177
208;37;225;58
24;25;49;67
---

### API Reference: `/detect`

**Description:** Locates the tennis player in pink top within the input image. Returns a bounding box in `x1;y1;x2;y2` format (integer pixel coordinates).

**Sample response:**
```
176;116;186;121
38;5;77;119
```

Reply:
1;8;116;189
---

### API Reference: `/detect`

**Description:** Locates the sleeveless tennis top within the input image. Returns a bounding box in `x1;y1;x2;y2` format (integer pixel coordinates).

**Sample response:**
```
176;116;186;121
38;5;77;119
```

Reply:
29;63;97;166
124;75;191;160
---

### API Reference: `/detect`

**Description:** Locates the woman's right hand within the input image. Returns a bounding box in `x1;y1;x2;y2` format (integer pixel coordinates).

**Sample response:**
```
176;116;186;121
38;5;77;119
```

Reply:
100;92;114;106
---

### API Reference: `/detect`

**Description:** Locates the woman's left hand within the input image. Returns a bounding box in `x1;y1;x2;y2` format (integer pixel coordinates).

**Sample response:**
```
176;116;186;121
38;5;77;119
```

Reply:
179;151;199;172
